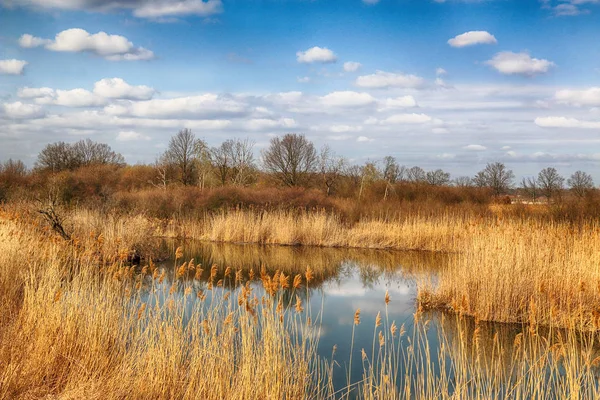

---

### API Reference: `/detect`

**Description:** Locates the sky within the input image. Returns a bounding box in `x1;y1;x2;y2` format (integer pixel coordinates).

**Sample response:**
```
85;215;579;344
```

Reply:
0;0;599;181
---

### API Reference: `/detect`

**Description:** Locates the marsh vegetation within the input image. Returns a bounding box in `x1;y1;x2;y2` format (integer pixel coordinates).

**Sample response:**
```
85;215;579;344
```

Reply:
1;132;599;398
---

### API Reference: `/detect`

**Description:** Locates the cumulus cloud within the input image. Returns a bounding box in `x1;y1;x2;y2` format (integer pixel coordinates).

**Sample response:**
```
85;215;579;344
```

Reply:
3;0;223;19
116;131;151;141
355;70;425;89
0;59;28;75
17;87;54;98
554;87;600;106
297;76;311;83
19;29;154;61
534;116;600;129
485;51;554;76
244;118;297;131
448;31;497;47
122;94;249;119
38;89;107;107
93;78;155;100
320;91;375;107
378;96;418;110
464;144;487;151
2;101;45;119
18;86;106;107
381;113;432;124
436;67;447;76
296;46;337;64
343;61;362;72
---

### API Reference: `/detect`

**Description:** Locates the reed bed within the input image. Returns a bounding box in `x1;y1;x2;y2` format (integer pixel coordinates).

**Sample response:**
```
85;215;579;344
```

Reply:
0;212;328;399
419;219;600;330
2;207;600;398
173;209;471;252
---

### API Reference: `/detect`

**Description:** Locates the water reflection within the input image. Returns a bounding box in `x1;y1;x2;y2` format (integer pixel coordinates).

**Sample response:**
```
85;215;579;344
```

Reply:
144;241;600;397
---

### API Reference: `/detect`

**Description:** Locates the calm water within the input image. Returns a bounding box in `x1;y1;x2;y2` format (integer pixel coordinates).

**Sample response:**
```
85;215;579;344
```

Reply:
144;240;598;396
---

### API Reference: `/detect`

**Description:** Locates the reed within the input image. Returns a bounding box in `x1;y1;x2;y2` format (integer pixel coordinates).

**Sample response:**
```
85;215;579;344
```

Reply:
418;218;600;330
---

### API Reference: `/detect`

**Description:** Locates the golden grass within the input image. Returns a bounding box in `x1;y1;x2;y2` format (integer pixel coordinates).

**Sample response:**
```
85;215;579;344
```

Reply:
0;211;328;399
419;219;600;330
2;206;600;398
172;209;470;252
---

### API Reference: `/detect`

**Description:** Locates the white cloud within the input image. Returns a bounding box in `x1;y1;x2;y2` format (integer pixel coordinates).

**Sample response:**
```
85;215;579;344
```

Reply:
485;52;554;76
116;131;151;141
29;88;107;107
432;127;449;134
3;0;223;19
296;46;337;64
54;89;106;107
19;29;154;61
379;96;418;110
2;101;45;119
121;94;248;119
320;91;375;107
534;116;600;129
355;70;425;89
18;33;51;48
297;76;311;83
132;0;223;18
343;61;362;72
502;145;511;150
17;87;54;99
448;31;497;47
328;125;363;133
506;150;517;157
553;4;585;16
356;136;374;142
436;67;447;76
464;144;487;151
362;0;380;4
381;113;432;124
555;87;600;106
93;78;155;100
244;118;297;131
0;59;28;75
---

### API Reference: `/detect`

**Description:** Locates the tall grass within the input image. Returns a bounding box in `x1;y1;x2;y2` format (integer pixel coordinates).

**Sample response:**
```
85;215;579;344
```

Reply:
2;207;600;398
418;219;600;330
0;211;328;399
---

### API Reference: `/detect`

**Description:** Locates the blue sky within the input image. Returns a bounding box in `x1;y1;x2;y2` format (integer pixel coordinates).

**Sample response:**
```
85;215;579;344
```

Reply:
1;0;600;181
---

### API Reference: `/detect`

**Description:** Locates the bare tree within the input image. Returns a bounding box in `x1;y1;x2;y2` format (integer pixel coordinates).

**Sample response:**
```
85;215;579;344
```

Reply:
231;138;256;186
474;162;514;196
537;167;564;201
319;145;345;196
72;138;125;166
521;177;540;202
407;166;426;183
36;142;81;172
453;176;473;188
36;140;124;172
150;160;170;190
163;129;204;186
358;161;380;199
211;140;234;186
382;156;400;200
567;170;594;198
426;169;451;186
262;133;318;187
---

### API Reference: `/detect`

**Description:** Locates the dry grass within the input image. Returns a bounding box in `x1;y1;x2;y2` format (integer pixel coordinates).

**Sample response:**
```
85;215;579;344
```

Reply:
418;219;600;330
171;209;470;252
356;304;600;399
2;205;600;398
0;210;328;399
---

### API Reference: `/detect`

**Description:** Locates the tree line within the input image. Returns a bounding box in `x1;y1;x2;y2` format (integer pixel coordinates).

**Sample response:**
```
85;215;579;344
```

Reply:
1;129;597;202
